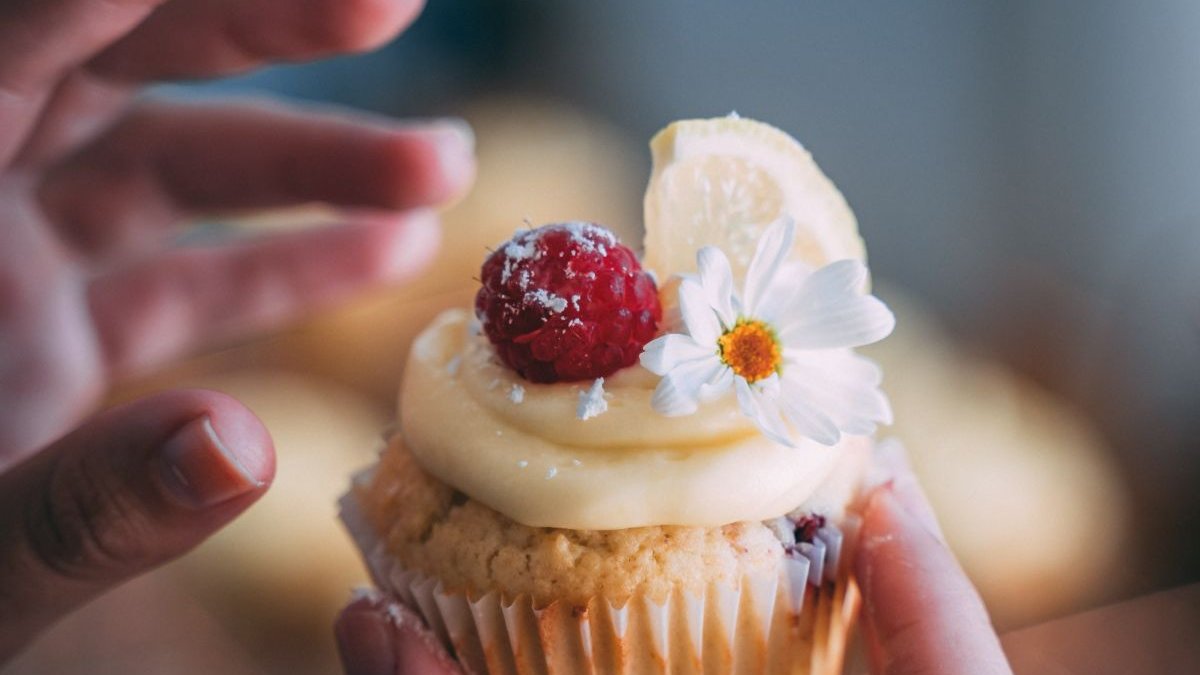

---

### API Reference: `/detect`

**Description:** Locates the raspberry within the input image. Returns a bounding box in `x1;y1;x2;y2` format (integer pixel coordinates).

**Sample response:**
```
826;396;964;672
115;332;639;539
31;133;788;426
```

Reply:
475;222;661;383
791;514;826;545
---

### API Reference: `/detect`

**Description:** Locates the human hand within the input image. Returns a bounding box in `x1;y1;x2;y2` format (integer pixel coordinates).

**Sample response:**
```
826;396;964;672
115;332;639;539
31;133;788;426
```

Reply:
0;0;474;664
856;440;1013;674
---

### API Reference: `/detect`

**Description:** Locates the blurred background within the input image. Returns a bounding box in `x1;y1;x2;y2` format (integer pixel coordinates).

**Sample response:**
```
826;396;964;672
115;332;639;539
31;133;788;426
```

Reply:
7;1;1200;673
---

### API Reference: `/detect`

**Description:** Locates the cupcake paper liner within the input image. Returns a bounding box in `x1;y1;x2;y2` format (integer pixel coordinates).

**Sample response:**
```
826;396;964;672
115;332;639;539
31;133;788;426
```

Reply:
341;492;860;675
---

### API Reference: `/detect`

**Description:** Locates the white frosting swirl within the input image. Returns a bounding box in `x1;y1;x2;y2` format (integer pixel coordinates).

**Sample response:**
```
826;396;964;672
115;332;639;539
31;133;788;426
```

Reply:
401;309;868;529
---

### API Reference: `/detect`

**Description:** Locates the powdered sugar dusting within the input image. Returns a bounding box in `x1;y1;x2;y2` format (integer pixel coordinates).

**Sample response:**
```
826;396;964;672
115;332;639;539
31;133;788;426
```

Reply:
350;586;383;604
385;603;407;627
558;221;614;257
500;237;539;283
494;222;619;288
524;288;568;313
477;221;661;383
545;467;558;479
504;238;537;261
576;378;609;420
508;383;525;404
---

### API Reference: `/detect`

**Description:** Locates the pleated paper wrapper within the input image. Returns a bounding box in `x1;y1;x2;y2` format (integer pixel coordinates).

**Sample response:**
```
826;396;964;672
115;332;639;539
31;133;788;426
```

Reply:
341;493;861;675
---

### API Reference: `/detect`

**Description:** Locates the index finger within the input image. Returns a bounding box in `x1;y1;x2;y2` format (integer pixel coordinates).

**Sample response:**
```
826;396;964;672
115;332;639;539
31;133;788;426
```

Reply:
856;442;1012;675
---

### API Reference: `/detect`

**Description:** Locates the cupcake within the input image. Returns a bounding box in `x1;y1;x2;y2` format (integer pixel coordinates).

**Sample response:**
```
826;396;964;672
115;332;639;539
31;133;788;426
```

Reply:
342;116;895;674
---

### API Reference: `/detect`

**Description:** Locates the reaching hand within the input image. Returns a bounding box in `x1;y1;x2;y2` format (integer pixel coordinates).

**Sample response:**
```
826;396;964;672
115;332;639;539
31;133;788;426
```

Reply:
0;0;474;664
333;441;1014;675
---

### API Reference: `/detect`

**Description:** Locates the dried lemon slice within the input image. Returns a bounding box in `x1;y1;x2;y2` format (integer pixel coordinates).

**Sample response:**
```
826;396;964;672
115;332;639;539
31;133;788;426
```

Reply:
642;116;865;280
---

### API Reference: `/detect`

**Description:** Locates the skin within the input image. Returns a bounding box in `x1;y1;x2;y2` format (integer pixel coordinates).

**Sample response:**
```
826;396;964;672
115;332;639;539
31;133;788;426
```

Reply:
0;0;477;665
335;442;1015;675
0;0;1013;670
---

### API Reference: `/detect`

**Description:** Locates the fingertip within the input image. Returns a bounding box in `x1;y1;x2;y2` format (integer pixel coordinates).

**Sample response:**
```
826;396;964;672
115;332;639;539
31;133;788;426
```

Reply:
329;0;429;54
336;590;462;675
854;486;1010;674
874;437;911;475
155;390;275;510
182;388;276;484
854;485;897;581
372;210;441;282
337;593;396;675
425;118;476;196
868;438;946;543
378;121;476;208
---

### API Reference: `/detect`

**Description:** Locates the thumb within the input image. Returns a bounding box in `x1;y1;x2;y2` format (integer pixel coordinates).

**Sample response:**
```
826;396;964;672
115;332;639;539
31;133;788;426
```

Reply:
856;440;1011;675
0;389;275;663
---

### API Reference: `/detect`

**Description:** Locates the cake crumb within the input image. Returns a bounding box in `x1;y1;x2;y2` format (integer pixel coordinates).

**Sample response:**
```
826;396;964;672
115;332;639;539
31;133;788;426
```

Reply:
349;586;383;604
576;378;608;420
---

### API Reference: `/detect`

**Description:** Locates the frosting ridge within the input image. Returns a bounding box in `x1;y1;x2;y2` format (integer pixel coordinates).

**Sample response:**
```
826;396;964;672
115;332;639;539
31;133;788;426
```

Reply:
400;309;867;529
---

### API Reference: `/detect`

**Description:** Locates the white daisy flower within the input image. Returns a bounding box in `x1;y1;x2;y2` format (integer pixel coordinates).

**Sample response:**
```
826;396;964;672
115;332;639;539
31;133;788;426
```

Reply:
639;217;896;447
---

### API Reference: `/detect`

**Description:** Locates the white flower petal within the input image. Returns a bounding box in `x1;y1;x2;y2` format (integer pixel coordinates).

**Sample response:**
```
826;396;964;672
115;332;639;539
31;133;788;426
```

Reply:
776;392;842;446
753;260;809;325
735;377;796;447
781;296;895;349
732;375;758;418
803;258;868;298
757;371;782;398
781;351;893;436
777;260;895;349
743;216;796;316
698;365;734;401
696;246;736;327
651;377;699;416
677;278;722;345
650;354;724;416
640;334;714;375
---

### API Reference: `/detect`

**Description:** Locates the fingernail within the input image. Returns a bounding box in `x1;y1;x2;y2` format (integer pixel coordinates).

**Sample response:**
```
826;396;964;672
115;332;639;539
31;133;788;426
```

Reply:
426;118;475;187
432;117;475;154
863;443;897;494
159;416;267;509
873;439;946;542
337;602;396;675
379;210;440;278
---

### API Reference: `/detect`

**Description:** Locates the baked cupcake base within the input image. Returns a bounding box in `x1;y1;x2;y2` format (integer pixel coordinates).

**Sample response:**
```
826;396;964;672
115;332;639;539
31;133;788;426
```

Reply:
340;438;864;675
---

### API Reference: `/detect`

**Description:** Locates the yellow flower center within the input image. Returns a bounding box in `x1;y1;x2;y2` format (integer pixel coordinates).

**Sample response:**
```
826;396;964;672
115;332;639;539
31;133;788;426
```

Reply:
717;320;782;383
